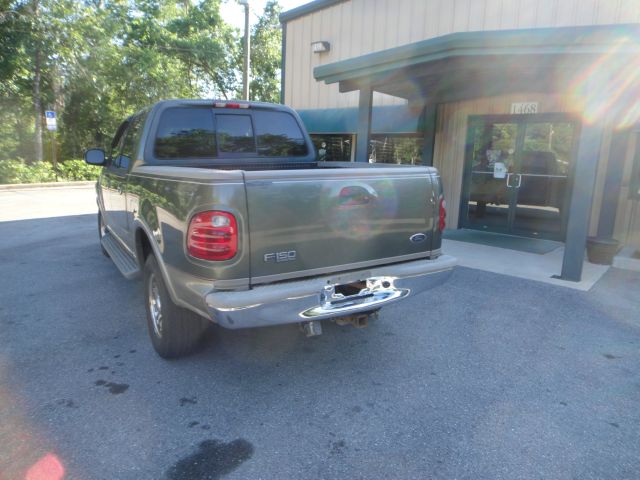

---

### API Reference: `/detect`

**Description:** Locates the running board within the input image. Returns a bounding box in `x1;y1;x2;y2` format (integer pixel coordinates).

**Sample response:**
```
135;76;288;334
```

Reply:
101;233;141;279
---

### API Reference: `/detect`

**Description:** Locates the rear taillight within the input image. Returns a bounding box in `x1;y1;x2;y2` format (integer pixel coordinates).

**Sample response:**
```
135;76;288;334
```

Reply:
187;211;238;261
438;196;446;232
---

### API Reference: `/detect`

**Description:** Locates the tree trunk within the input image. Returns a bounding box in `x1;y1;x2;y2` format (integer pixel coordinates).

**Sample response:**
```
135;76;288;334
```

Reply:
52;63;63;169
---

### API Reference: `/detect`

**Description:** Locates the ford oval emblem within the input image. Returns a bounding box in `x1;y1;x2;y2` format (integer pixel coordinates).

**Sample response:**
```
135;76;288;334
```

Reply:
410;233;427;244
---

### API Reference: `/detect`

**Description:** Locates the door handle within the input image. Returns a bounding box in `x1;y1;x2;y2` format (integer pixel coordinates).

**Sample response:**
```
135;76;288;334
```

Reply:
506;173;522;189
513;174;522;189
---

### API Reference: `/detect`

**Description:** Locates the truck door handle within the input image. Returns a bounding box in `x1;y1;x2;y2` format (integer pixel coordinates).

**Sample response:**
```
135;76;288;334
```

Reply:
338;185;377;207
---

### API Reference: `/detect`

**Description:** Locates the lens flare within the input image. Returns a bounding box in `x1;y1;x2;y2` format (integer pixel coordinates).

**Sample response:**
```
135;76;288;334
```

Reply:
25;453;64;480
567;35;640;129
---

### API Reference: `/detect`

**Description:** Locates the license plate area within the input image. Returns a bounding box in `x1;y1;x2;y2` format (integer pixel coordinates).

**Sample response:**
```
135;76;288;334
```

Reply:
334;280;367;297
303;277;403;319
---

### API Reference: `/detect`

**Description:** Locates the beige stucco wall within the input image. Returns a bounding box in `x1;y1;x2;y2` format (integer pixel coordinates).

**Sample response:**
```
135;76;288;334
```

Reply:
284;0;640;110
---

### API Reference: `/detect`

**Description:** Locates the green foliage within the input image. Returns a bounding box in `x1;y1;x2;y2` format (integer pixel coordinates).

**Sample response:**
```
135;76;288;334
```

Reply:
0;159;56;183
0;0;285;162
0;158;100;184
56;159;101;181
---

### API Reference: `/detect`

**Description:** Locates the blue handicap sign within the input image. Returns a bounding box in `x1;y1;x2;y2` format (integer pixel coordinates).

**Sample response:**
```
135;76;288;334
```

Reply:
45;111;56;119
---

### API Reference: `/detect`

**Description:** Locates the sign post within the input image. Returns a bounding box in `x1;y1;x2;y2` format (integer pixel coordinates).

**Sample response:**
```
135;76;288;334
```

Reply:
45;111;57;131
44;111;57;174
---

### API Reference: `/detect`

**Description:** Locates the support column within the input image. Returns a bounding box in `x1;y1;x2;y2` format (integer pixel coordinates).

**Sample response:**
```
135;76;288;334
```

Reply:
597;130;629;237
355;86;373;162
560;122;605;281
421;103;437;166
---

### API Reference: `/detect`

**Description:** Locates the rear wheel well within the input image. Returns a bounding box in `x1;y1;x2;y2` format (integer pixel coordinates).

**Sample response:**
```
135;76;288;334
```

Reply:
136;228;153;268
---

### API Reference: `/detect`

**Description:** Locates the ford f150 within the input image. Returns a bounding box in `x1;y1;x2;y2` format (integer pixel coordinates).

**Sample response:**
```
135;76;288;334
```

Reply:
84;100;456;358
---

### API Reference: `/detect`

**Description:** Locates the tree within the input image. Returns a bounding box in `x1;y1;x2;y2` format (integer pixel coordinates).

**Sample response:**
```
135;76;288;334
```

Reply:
248;1;282;103
162;0;240;100
0;0;33;160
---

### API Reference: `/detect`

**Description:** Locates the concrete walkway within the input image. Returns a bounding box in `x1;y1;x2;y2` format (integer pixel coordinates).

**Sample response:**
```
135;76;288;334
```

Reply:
444;238;609;291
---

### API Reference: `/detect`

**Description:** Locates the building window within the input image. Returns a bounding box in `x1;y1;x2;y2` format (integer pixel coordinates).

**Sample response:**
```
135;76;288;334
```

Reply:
368;135;424;165
310;134;352;161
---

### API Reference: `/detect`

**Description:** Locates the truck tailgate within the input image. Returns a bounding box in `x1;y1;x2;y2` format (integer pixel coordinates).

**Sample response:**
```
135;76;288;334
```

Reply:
244;166;438;284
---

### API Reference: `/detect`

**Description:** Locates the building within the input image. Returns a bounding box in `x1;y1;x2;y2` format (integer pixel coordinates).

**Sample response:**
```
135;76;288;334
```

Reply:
280;0;640;281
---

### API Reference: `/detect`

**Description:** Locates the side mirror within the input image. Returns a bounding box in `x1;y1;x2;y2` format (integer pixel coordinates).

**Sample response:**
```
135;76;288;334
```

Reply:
85;148;106;166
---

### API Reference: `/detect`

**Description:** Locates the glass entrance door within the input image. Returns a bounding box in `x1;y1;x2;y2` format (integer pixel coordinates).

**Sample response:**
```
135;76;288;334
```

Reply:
461;115;577;240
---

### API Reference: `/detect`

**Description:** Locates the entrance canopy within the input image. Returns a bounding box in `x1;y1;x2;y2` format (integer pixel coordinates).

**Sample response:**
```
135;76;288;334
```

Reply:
314;24;640;104
313;24;640;283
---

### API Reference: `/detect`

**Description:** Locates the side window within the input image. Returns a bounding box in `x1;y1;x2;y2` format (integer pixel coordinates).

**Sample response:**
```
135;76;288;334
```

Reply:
116;116;142;169
216;114;255;154
154;107;216;159
253;111;308;157
108;121;129;166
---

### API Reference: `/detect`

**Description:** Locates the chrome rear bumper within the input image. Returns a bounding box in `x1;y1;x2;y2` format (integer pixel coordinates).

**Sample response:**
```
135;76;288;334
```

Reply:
204;255;456;329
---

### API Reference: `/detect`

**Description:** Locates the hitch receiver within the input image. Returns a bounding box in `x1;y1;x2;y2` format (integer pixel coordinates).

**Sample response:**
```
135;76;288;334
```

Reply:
301;320;323;337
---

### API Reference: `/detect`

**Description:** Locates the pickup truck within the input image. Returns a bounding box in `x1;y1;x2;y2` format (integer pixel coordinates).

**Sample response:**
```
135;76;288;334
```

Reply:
84;100;456;358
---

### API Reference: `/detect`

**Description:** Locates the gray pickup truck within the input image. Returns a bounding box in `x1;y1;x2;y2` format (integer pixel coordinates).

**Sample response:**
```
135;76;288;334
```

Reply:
85;100;455;358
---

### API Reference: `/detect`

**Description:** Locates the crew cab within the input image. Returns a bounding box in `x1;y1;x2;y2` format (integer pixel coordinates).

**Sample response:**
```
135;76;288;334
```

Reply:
85;100;456;358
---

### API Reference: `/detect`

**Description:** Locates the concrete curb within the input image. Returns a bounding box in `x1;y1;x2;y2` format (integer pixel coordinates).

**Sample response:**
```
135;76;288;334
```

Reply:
0;181;96;191
613;246;640;272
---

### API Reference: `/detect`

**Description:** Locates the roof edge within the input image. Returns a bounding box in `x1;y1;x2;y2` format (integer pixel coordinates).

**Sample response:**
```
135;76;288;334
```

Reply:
280;0;347;24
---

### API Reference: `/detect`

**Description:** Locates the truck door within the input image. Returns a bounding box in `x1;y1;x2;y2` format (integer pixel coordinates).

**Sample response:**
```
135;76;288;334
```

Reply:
105;115;141;244
102;120;128;240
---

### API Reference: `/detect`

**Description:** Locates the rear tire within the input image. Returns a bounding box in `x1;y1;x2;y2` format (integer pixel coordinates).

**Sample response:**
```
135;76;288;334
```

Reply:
98;212;109;257
144;254;209;359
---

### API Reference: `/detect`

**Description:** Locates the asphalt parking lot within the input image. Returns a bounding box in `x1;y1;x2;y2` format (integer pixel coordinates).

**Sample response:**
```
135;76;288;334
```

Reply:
1;186;639;480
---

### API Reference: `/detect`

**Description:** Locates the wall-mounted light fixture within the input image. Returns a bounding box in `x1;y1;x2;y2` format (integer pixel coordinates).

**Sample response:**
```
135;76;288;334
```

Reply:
311;41;331;53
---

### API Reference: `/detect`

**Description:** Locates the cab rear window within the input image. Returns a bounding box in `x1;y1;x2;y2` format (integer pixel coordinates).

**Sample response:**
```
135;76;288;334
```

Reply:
154;107;216;159
217;114;256;153
153;107;308;159
253;110;308;157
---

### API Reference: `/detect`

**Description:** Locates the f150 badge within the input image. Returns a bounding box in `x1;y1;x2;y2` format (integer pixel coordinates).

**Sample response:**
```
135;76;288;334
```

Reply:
264;251;297;263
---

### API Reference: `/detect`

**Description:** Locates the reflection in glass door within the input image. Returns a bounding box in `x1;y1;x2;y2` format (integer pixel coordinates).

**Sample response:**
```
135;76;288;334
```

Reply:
461;115;577;240
465;122;517;232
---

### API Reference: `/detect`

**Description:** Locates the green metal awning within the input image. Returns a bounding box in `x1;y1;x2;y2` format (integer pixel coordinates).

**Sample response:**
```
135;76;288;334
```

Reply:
314;24;640;102
297;105;425;134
